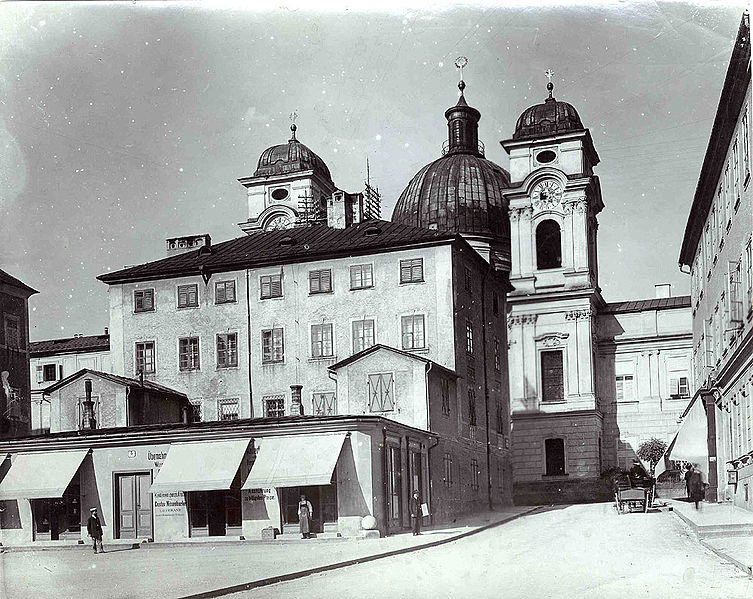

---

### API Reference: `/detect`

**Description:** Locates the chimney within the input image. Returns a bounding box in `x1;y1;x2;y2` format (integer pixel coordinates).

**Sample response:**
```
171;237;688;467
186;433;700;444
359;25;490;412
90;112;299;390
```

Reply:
166;233;211;256
654;284;672;299
327;191;348;229
82;378;96;430
104;327;109;336
290;384;303;416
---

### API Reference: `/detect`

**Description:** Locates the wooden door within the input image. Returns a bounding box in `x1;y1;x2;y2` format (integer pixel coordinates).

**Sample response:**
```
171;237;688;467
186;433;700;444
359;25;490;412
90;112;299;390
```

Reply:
135;474;153;538
117;473;153;539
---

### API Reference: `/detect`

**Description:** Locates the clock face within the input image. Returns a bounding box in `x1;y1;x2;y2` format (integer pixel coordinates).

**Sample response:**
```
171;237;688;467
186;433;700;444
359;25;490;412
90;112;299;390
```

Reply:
532;180;563;210
264;215;293;231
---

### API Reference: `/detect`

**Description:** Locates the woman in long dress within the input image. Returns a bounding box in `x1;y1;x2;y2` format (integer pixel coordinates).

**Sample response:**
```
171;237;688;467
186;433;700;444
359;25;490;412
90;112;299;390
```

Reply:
298;494;313;539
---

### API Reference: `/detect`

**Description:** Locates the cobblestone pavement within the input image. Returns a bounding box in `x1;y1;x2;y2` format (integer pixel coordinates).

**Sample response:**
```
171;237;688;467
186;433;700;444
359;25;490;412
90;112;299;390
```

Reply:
242;503;753;599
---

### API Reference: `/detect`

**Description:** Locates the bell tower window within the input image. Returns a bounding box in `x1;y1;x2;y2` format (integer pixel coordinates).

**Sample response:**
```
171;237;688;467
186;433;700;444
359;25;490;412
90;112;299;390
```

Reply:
536;220;562;270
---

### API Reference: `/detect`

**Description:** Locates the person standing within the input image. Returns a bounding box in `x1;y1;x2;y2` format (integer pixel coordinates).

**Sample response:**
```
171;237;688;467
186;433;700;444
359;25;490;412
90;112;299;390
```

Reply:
87;507;104;554
688;465;705;510
410;490;422;536
684;463;693;499
298;494;313;539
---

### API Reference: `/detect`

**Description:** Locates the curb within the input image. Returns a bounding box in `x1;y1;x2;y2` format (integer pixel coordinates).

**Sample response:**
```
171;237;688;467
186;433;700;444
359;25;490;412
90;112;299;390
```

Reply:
178;507;541;599
698;539;753;578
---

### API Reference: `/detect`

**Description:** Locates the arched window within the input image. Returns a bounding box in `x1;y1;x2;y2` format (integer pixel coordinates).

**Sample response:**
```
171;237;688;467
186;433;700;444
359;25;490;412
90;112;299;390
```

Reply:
536;220;562;270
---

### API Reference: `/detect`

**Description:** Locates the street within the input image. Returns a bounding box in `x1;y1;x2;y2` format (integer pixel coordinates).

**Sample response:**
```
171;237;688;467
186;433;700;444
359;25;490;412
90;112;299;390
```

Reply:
2;504;751;599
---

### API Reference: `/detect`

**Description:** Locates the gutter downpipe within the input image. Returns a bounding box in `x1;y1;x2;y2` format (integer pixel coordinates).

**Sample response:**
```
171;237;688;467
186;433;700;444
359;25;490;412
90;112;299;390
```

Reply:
481;267;493;512
246;269;254;418
424;362;434;524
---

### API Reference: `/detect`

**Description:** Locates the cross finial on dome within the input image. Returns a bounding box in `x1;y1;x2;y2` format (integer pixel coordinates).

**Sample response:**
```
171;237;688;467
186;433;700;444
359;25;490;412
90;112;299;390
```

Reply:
455;56;468;96
545;68;555;100
289;111;298;141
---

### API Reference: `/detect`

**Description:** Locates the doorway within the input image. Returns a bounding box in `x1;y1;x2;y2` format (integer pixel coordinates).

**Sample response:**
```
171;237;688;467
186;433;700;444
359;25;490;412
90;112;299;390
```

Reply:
115;472;153;539
280;481;338;534
187;487;242;537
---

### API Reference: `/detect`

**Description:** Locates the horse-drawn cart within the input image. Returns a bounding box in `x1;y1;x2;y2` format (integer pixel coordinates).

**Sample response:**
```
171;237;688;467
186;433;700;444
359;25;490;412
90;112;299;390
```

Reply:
613;473;655;514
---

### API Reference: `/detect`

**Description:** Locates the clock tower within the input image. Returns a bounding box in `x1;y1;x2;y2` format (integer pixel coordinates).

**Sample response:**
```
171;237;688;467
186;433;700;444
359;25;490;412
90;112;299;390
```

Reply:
500;73;606;504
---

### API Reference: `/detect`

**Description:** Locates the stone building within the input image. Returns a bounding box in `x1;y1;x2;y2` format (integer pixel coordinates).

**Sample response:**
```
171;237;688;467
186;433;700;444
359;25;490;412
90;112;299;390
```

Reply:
679;12;752;510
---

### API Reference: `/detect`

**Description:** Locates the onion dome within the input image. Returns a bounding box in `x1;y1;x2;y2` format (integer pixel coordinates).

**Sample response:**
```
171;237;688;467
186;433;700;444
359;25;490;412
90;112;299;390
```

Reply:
391;79;511;240
253;123;334;184
512;78;584;140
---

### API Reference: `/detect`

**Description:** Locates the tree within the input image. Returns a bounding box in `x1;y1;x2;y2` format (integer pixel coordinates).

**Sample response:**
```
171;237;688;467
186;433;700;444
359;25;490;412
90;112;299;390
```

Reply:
637;438;668;476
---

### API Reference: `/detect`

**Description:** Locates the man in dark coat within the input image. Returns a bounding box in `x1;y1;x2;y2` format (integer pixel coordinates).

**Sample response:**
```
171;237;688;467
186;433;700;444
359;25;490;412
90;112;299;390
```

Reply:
87;507;104;553
410;490;422;536
688;466;705;509
684;463;693;499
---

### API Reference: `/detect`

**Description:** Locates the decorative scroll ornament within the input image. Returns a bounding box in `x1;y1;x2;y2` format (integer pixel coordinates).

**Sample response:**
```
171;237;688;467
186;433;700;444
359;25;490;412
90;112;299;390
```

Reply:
565;308;592;321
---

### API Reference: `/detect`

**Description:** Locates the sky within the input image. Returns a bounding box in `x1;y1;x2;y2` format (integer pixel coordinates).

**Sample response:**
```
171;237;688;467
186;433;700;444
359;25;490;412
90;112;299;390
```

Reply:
0;1;747;341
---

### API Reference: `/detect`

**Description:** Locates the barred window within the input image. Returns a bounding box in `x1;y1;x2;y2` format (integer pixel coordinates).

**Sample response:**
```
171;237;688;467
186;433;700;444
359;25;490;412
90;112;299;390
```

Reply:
496;401;504;434
264;395;285;418
399;258;424;283
261;328;284;363
311;323;334;358
465;320;474;355
470;458;479;491
401;315;425;350
190;400;203;423
368;373;395;412
352;319;375;354
441;377;450;416
309;269;333;294
312;392;336;416
494;337;501;372
218;399;239;421
215;280;236;304
350;264;373;290
179;337;200;371
443;453;453;488
464;266;473;293
468;388;477;426
541;350;564;402
135;341;156;374
43;364;57;382
178;284;198;308
260;273;283;299
216;333;238;368
134;289;155;312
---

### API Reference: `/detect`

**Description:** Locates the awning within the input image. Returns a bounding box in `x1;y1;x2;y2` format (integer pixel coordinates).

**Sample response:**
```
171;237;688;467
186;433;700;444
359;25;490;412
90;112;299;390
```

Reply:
0;449;89;500
150;439;250;494
655;395;709;478
242;432;347;489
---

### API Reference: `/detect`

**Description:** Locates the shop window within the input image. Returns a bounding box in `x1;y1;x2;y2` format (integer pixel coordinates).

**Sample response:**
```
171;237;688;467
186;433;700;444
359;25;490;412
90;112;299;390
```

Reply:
260;273;283;299
470;458;479;491
541;350;564;402
545;438;566;476
217;399;239;421
177;284;198;308
350;264;374;290
400;258;424;283
312;392;336;416
387;446;402;524
352;319;375;354
264;394;285;418
441;377;450;416
309;269;333;294
135;341;156;374
368;373;395;412
179;337;200;371
261;328;284;364
216;333;238;368
43;364;57;382
401;314;425;350
443;453;453;488
311;323;334;358
32;478;81;540
134;289;155;313
536;220;562;270
215;280;236;304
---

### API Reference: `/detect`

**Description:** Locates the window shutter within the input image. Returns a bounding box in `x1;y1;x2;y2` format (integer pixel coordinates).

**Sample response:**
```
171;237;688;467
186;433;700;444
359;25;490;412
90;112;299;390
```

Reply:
216;283;225;303
144;289;153;310
400;261;411;283
271;275;282;297
412;259;423;281
322;269;331;291
226;281;235;302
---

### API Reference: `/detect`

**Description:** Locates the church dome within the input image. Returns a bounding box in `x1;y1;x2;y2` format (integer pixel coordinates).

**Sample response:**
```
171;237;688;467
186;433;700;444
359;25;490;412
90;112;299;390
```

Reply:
391;80;511;240
512;81;584;140
253;124;333;184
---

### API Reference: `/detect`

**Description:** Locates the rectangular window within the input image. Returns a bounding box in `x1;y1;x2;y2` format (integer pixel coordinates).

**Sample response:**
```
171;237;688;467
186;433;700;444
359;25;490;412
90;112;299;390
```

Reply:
311;323;334;358
134;289;155;313
368;372;395;412
615;375;635;401
190;400;203;423
399;258;424;283
470;458;479;491
216;333;238;368
443;453;453;488
312;392;336;416
218;399;239;421
309;269;333;294
43;364;57;382
260;273;283;299
215;280;236;304
264;394;285;418
464;266;473;293
441;377;450;416
545;438;566;476
468;388;477;426
352;319;375;354
401;314;425;350
349;264;374;290
670;376;690;398
179;337;200;371
177;284;198;308
541;350;564;402
135;341;156;374
465;320;474;355
494;337;501;372
496;401;504;434
3;314;19;349
261;328;284;364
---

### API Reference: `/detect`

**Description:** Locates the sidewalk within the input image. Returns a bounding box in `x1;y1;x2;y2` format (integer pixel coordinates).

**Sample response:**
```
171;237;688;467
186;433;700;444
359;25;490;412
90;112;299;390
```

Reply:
0;506;539;599
668;498;753;577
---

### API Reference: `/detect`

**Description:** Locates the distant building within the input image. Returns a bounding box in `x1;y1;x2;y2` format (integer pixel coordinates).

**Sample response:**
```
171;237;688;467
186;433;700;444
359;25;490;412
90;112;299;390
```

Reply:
29;331;111;433
0;269;38;437
679;12;751;509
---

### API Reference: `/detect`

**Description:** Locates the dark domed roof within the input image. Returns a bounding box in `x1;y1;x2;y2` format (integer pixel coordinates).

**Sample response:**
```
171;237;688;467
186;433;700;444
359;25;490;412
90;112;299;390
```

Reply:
254;126;333;183
392;153;511;239
513;96;584;140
